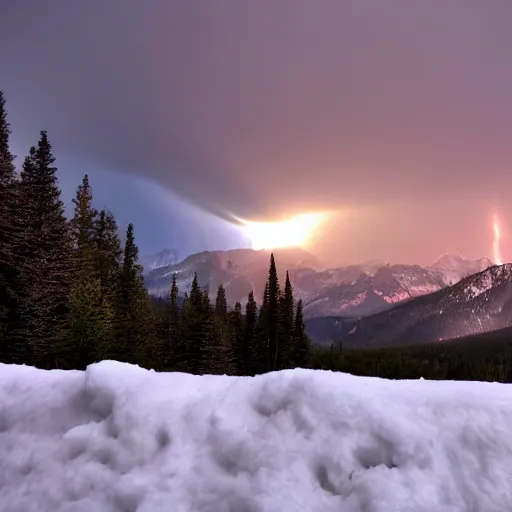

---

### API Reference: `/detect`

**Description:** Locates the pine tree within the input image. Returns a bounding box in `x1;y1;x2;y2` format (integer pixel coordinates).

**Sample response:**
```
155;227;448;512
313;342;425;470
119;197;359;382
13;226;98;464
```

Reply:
65;277;113;369
279;270;295;369
244;290;259;375
257;281;270;373
215;284;228;317
199;290;229;375
113;223;152;364
293;299;309;368
266;253;281;371
93;209;122;300
0;91;20;361
230;301;246;375
18;131;71;368
180;272;205;373
59;175;112;369
70;175;97;261
168;274;183;369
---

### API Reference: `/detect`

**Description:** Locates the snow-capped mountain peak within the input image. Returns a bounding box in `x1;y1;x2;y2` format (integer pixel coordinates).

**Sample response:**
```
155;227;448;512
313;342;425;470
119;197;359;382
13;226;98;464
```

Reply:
141;248;179;275
429;253;493;285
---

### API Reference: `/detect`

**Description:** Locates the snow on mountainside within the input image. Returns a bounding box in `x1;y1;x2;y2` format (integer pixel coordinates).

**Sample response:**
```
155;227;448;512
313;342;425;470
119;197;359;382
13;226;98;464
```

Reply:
3;360;512;511
346;264;512;348
144;247;324;307
430;253;493;285
144;249;493;319
141;248;180;275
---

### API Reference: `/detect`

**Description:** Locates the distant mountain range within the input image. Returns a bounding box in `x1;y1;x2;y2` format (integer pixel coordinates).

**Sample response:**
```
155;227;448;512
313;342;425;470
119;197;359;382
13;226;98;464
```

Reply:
142;247;493;321
344;263;512;348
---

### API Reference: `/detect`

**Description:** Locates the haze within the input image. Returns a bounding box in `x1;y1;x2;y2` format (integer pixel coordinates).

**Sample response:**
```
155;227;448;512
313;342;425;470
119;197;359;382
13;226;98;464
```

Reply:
2;1;512;265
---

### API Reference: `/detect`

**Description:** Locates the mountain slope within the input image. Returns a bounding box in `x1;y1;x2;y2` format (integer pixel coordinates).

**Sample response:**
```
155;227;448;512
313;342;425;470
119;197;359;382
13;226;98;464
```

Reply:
141;248;179;275
346;264;512;348
301;264;447;318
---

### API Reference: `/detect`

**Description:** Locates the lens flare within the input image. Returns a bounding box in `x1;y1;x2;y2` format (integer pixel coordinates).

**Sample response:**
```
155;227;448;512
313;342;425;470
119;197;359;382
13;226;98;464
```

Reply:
238;212;328;250
493;214;503;265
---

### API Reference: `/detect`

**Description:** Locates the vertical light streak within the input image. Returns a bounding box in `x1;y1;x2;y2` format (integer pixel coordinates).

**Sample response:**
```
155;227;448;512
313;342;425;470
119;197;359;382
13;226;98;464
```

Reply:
493;214;503;265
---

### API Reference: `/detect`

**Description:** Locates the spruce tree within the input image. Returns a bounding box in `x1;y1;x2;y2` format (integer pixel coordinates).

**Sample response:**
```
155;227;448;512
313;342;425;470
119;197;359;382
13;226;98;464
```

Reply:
257;281;270;373
244;290;259;375
230;301;246;375
70;175;97;260
60;175;112;369
279;270;295;369
168;274;183;369
180;272;205;373
215;284;228;317
266;253;281;371
18;131;71;368
293;299;309;367
94;209;122;300
0;91;19;361
113;223;152;364
200;290;229;375
0;92;15;187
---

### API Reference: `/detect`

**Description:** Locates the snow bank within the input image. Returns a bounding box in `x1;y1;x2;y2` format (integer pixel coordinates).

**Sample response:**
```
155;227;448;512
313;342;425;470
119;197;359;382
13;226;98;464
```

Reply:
1;362;512;512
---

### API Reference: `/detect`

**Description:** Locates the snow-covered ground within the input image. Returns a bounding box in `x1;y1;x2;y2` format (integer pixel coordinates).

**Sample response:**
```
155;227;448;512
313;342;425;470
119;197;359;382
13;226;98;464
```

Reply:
1;362;512;512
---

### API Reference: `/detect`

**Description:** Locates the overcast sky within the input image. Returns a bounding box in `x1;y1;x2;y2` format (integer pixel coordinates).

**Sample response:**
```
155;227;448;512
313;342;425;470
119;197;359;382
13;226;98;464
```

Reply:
2;0;512;265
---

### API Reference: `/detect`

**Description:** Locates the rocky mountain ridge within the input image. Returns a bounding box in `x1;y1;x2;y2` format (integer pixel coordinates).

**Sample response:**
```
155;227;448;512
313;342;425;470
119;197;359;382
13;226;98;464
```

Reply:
142;248;494;319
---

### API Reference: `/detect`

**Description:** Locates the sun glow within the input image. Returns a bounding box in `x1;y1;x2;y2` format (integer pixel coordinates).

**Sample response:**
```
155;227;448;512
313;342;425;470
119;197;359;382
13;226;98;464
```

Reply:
493;214;503;265
239;212;328;250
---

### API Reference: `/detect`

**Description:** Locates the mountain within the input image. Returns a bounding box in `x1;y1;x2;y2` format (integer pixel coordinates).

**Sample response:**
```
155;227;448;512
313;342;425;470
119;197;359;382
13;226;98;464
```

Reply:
430;253;493;285
344;264;512;349
141;248;180;275
143;247;324;306
299;263;447;318
144;249;494;319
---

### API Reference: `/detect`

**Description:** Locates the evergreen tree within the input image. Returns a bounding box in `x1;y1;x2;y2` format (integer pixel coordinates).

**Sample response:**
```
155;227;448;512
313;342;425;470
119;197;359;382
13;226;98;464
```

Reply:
257;281;270;373
199;290;230;375
93;209;122;300
266;253;281;371
181;272;205;373
18;131;71;368
0;92;15;187
65;277;113;369
279;270;295;369
168;274;183;369
113;223;152;364
0;91;20;361
59;176;112;369
245;290;259;375
215;284;228;317
293;299;309;367
70;175;97;261
230;301;246;375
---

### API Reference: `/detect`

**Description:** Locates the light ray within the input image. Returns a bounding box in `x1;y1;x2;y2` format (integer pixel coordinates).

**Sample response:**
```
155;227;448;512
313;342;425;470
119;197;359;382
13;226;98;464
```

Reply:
493;214;503;265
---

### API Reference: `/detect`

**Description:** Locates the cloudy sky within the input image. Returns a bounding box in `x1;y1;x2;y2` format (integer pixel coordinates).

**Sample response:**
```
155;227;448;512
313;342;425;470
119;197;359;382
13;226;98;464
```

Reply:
2;0;512;265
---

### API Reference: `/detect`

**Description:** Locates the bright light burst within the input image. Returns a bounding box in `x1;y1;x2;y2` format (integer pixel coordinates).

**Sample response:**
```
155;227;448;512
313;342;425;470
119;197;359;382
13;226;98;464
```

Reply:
493;214;503;265
238;212;328;250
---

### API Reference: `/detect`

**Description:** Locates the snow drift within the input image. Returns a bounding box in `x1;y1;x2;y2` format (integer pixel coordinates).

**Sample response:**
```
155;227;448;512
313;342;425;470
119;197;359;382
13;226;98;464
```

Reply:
1;362;512;512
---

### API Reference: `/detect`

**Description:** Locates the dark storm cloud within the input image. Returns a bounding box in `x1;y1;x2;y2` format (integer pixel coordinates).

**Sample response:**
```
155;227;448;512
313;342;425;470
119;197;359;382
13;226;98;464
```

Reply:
2;1;512;263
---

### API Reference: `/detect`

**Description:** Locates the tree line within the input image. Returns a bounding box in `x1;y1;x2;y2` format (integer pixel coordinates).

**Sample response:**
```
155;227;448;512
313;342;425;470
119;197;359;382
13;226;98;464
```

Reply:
313;330;512;384
0;91;309;374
